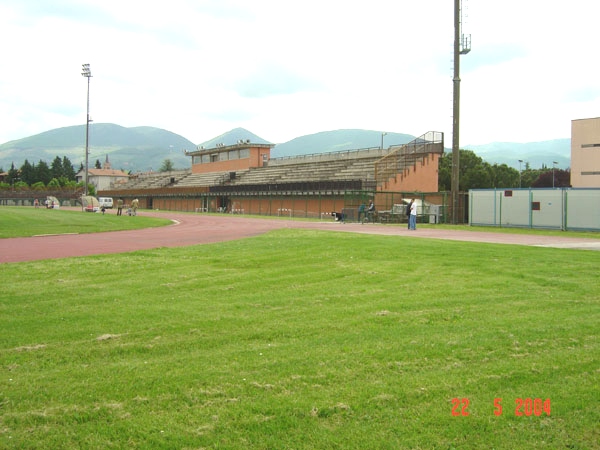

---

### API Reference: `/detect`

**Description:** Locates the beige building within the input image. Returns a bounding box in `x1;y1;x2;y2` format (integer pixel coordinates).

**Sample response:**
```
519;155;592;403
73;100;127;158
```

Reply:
571;117;600;187
76;155;129;192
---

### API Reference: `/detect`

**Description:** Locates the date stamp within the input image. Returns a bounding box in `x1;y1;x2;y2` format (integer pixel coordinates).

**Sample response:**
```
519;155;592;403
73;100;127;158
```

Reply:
451;397;551;417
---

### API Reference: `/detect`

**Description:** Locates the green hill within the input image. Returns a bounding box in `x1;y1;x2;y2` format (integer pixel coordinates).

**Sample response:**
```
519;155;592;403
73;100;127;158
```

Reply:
272;129;416;157
0;124;197;172
465;139;571;169
0;124;571;174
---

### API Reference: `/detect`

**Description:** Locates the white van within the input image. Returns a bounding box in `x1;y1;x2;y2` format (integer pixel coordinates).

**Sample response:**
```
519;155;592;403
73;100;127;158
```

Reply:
98;197;114;209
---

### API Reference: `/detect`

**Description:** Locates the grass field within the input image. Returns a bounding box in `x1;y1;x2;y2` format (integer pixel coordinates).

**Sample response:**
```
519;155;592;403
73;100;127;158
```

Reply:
0;210;599;449
0;207;171;238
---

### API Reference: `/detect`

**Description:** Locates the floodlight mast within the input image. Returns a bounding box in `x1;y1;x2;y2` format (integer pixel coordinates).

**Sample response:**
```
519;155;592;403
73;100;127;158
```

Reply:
451;0;471;224
81;63;92;196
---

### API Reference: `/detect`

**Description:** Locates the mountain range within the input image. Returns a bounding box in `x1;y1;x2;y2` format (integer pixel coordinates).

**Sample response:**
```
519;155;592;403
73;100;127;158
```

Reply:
0;123;571;173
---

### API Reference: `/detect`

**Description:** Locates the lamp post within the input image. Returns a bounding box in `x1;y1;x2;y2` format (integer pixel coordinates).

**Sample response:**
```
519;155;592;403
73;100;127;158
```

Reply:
81;63;92;196
552;161;558;188
518;159;523;188
381;132;387;150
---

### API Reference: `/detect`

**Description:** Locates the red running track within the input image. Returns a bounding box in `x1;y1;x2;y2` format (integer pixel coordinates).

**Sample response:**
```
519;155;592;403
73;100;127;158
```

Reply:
1;210;599;263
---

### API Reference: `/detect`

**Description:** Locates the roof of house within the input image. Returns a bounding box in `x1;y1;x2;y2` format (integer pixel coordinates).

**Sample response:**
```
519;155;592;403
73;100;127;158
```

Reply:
77;168;129;177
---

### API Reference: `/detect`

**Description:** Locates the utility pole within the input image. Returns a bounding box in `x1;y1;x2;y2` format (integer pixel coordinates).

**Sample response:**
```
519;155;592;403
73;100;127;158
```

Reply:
451;0;470;224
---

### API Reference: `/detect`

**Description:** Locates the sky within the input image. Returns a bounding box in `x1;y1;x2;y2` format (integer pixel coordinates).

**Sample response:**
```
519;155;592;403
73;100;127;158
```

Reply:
1;0;599;148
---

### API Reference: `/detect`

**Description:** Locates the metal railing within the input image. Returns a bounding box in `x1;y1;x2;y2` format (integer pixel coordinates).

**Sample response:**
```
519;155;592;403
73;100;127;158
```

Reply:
374;131;444;186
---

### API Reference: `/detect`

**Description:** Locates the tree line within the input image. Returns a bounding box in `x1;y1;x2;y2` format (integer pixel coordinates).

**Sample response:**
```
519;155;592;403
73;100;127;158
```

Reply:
438;150;571;190
0;156;81;190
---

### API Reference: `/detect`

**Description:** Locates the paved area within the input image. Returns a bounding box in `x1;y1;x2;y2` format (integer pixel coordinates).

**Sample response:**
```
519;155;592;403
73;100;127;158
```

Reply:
1;210;599;263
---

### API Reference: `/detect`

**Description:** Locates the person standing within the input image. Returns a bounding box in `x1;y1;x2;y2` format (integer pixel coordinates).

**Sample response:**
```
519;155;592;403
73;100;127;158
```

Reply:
366;200;375;223
131;198;139;216
358;203;366;223
409;199;417;230
116;198;124;216
406;199;413;229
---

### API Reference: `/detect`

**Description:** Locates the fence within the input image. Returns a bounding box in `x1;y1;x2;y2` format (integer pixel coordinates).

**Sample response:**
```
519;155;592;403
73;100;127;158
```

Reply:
1;188;471;224
469;188;600;231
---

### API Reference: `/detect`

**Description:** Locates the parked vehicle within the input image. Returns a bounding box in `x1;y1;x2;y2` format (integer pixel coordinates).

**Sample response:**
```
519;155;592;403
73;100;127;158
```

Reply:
98;197;113;209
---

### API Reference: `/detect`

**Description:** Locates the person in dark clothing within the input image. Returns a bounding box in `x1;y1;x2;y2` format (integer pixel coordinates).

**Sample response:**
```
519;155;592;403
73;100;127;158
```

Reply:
406;199;413;229
366;200;375;223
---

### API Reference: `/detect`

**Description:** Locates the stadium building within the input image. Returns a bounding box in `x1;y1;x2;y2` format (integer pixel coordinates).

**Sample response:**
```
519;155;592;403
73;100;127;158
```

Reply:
100;131;449;222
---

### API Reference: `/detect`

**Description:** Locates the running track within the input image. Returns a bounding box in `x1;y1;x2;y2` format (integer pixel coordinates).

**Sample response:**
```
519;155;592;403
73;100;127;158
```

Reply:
2;210;599;263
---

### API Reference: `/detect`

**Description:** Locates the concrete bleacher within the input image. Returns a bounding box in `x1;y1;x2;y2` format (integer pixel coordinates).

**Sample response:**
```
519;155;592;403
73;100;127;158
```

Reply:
116;170;190;190
176;171;241;187
231;157;374;186
110;135;441;192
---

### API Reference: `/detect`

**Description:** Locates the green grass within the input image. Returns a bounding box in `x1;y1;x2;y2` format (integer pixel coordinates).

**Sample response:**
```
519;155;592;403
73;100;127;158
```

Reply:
0;206;171;238
1;227;598;449
428;223;600;239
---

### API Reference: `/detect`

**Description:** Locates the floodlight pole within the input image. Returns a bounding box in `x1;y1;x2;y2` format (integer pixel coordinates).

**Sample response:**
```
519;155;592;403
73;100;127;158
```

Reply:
552;161;558;188
451;0;470;224
81;63;92;196
518;159;523;187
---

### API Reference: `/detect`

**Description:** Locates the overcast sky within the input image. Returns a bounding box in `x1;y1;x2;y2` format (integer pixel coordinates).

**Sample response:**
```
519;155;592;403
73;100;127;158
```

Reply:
1;0;599;148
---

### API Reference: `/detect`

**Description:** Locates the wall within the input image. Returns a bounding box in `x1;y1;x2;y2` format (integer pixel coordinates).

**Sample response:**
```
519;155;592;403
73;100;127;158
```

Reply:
378;153;440;192
571;117;600;188
469;188;600;231
191;146;272;174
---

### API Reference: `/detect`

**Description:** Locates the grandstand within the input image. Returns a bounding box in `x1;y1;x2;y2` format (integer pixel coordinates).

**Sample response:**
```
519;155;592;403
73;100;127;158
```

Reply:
100;132;445;220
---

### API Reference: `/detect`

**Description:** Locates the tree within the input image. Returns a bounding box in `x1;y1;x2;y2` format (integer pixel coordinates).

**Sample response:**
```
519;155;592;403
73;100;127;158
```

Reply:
438;149;497;190
159;159;175;172
47;178;61;188
51;156;64;180
531;168;571;188
62;156;76;181
95;159;102;169
7;163;19;185
520;168;542;188
36;160;52;185
20;160;36;186
489;163;519;188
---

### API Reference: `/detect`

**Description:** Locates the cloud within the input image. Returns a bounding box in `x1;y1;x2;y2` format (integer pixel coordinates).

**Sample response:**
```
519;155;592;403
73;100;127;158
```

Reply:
234;64;321;98
462;43;528;72
564;86;600;103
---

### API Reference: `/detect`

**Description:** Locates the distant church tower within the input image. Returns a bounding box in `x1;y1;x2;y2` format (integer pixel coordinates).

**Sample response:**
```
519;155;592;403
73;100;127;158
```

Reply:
103;154;112;170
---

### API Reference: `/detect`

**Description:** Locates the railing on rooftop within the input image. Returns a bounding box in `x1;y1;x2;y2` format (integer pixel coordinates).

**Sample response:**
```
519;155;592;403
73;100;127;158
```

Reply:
269;146;388;166
374;131;444;186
